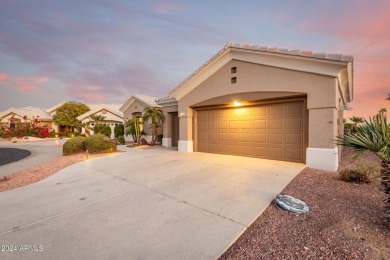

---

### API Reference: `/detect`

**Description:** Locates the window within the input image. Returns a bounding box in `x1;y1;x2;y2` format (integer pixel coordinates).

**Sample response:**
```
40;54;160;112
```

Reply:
231;67;237;74
231;77;237;84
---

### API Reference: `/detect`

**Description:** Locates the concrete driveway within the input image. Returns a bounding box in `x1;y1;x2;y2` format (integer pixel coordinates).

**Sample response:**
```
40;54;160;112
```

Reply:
0;148;305;259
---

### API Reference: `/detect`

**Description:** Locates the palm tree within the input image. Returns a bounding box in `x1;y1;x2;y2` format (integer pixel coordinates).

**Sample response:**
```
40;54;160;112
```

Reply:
125;119;142;145
337;112;390;226
143;106;165;146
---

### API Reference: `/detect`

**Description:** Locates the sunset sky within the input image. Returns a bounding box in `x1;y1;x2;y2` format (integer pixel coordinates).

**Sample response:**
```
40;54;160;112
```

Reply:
0;0;389;119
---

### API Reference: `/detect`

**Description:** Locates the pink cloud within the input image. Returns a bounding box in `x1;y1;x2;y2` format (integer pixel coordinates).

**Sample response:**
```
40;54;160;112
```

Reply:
0;72;49;93
68;84;107;102
0;72;8;80
151;1;184;14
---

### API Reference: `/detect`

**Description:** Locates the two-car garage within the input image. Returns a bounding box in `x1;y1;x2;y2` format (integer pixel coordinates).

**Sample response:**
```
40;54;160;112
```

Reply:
164;42;353;171
195;98;307;163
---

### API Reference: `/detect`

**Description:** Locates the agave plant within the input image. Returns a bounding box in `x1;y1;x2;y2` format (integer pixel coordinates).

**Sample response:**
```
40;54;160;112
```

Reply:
337;112;390;225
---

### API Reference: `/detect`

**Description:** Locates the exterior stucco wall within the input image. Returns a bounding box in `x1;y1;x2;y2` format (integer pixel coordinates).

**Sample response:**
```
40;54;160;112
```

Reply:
177;60;340;149
122;100;163;140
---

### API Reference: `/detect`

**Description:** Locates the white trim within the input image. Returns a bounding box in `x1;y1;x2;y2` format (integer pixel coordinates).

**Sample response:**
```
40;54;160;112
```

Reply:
178;140;193;152
306;147;339;171
162;137;172;147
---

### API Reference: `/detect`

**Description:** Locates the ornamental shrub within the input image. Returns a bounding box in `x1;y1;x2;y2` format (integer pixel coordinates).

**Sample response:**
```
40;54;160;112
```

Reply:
118;135;125;144
85;134;117;154
114;124;124;138
63;136;87;155
339;163;378;183
93;124;111;137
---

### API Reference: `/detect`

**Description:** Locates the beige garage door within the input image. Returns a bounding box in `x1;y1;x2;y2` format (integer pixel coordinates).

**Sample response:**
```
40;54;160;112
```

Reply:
196;100;305;162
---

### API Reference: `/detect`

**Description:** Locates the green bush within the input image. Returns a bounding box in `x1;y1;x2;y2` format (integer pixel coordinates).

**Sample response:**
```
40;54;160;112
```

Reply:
85;134;117;154
118;135;125;144
63;136;87;155
93;124;111;137
339;163;378;183
78;133;86;137
114;124;124;138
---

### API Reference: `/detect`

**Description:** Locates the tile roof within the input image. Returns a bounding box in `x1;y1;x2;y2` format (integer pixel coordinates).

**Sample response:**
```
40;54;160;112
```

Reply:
155;96;177;103
0;106;52;120
77;104;123;121
133;94;160;107
169;41;354;95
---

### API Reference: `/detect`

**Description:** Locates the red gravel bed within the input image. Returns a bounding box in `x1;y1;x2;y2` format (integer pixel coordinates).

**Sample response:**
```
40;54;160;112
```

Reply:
220;149;389;259
0;153;114;192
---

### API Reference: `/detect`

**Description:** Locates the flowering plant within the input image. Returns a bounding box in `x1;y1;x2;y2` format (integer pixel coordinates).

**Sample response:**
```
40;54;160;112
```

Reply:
1;115;51;139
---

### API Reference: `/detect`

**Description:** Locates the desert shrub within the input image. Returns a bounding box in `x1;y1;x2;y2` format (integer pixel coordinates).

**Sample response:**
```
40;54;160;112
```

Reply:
339;163;378;183
93;124;111;137
85;134;117;154
118;135;125;144
63;136;87;155
114;124;124;138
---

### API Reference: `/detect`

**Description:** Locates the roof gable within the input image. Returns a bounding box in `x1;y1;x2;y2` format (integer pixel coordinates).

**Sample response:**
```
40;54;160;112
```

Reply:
77;105;123;121
170;42;354;102
119;94;160;112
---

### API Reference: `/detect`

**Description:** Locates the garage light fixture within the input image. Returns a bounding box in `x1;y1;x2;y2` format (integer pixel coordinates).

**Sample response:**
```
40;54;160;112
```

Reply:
233;101;242;107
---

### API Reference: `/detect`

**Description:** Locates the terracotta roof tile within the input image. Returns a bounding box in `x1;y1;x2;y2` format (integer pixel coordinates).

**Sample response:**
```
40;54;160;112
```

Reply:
169;42;354;95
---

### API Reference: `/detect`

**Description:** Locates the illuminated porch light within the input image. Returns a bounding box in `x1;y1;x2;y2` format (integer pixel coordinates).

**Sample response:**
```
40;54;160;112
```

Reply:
233;101;242;107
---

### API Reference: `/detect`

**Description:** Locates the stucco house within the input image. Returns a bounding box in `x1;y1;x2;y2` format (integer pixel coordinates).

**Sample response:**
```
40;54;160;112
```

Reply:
156;42;353;171
77;104;123;139
119;94;162;142
0;106;54;129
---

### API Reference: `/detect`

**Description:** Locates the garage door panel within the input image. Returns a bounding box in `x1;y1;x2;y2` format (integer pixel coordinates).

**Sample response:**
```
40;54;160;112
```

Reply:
285;118;302;130
240;133;252;142
286;102;303;115
269;119;283;130
285;149;302;162
196;100;305;163
218;120;228;130
286;133;302;145
229;132;239;142
218;133;228;141
254;107;267;116
208;143;218;153
240;120;252;129
207;133;217;141
269;147;283;159
254;134;267;144
254;120;266;130
269;134;283;144
253;146;267;157
229;120;240;129
268;104;284;116
208;110;218;118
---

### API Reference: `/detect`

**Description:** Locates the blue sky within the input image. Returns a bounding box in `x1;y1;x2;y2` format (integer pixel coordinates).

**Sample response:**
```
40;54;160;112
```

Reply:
1;0;389;118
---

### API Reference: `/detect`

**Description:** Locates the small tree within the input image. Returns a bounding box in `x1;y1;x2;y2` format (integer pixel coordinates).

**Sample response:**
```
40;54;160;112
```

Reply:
114;124;124;138
143;106;165;146
52;102;90;132
125;119;142;145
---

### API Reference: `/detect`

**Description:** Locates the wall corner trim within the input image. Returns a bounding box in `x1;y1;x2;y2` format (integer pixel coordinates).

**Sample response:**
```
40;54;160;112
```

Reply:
306;147;339;171
178;140;193;152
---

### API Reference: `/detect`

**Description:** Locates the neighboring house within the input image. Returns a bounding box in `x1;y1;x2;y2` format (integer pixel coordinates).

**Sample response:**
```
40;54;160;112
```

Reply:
156;42;354;172
77;104;123;139
0;106;53;130
119;94;161;142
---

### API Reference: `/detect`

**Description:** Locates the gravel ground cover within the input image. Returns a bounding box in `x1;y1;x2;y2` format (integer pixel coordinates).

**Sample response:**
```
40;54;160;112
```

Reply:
221;148;389;259
0;152;113;192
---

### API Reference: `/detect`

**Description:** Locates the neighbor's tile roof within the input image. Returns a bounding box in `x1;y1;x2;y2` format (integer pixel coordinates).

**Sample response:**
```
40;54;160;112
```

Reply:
155;96;177;103
133;94;160;107
169;41;354;95
0;106;52;120
77;104;123;120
